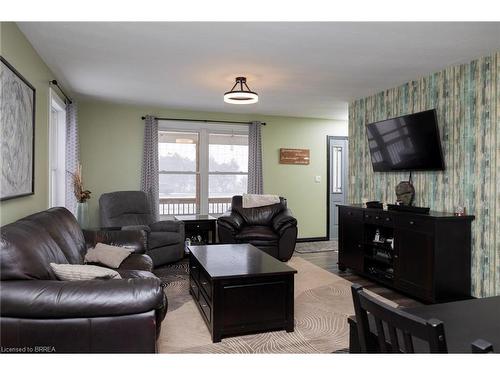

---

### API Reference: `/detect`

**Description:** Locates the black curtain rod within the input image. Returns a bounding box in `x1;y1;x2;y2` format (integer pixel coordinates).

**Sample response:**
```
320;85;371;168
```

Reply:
141;116;266;126
49;80;72;104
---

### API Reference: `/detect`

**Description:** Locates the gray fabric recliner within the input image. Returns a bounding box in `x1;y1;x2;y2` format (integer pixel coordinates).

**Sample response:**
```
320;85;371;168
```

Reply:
99;191;185;267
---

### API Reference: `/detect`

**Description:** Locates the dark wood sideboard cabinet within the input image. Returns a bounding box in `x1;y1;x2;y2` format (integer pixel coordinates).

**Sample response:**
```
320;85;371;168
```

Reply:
337;204;475;303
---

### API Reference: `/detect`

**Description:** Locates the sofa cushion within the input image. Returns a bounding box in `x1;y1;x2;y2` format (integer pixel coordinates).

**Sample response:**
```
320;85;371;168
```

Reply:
149;231;182;249
231;195;286;226
20;208;87;264
234;226;279;243
1;220;69;281
99;191;155;227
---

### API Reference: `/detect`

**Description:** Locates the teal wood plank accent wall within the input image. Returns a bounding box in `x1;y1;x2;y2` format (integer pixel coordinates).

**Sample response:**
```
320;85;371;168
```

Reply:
348;51;499;297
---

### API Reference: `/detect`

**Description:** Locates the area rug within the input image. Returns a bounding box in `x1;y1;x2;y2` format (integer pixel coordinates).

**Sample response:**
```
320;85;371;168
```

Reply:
154;255;393;353
294;240;338;254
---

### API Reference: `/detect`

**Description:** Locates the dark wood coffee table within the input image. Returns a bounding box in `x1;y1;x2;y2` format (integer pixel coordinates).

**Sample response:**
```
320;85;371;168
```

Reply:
188;243;297;342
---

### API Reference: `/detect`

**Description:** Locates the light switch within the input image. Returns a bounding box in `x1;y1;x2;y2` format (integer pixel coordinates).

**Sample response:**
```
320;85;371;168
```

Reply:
314;176;321;183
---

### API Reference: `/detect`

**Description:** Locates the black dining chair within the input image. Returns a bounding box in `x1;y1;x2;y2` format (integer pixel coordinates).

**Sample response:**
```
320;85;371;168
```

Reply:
351;284;448;353
471;339;494;353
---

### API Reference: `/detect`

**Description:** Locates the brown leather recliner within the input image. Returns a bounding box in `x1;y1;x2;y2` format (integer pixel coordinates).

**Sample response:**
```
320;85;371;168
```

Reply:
217;195;298;261
99;191;185;267
0;207;167;353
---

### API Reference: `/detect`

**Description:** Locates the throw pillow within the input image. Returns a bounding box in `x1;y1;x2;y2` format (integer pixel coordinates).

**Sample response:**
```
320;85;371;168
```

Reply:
85;242;133;268
242;194;280;208
50;263;122;281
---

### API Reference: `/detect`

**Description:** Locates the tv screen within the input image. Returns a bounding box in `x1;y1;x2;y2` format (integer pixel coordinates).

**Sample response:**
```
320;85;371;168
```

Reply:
366;109;445;172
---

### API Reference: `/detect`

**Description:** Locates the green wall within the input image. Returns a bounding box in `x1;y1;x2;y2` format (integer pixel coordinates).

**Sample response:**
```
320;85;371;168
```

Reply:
0;21;347;237
0;22;58;225
348;51;499;297
78;99;347;238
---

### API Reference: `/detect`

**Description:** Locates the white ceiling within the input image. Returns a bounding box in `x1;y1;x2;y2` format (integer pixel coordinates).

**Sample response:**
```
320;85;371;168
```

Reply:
18;22;500;120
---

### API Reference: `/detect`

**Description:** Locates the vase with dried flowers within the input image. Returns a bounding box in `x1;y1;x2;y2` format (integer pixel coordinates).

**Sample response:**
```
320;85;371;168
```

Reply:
69;164;91;228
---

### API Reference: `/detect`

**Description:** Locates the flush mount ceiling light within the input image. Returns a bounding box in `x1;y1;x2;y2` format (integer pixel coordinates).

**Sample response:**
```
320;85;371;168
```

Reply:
224;77;258;104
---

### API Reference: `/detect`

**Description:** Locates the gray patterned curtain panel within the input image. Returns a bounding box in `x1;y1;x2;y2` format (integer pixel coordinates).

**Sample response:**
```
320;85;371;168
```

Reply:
248;121;263;194
141;115;160;220
65;101;79;214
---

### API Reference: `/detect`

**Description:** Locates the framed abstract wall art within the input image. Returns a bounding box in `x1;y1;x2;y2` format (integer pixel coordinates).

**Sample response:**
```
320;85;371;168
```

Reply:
0;56;36;201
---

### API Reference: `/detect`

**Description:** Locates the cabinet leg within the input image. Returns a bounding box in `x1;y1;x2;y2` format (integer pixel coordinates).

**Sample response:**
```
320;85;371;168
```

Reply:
338;263;347;272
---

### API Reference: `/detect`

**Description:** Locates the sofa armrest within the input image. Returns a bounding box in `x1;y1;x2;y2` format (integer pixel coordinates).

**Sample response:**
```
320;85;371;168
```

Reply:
0;279;165;320
272;209;298;234
83;229;147;254
217;211;244;232
122;224;151;233
149;220;184;233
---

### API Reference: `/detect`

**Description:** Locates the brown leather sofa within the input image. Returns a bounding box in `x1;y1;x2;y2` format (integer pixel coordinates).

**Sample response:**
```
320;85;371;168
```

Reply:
0;207;167;353
217;195;298;261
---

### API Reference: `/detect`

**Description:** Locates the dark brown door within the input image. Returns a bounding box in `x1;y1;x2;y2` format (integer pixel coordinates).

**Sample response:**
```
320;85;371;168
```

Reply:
394;228;434;300
338;209;364;272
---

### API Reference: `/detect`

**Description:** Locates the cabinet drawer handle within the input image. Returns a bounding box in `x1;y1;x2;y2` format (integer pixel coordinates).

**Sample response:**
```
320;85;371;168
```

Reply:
201;303;208;308
201;281;208;285
394;255;399;259
365;215;370;218
358;244;363;248
385;217;391;222
375;216;380;220
191;266;197;270
409;221;415;225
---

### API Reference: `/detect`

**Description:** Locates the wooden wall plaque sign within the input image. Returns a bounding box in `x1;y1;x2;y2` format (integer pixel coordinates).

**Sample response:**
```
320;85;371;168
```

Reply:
279;148;310;165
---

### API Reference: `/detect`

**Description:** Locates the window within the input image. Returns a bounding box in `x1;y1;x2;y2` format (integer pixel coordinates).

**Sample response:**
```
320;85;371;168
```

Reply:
158;123;248;216
209;133;248;214
49;89;66;208
159;131;199;214
331;146;342;193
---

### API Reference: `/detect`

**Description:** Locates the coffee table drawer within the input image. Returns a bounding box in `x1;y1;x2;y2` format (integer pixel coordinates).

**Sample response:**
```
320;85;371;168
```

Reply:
190;279;200;301
199;290;211;323
188;221;212;231
200;271;212;299
189;255;200;282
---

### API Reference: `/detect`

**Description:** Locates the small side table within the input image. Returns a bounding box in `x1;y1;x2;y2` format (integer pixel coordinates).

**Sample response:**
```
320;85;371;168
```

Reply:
175;214;217;245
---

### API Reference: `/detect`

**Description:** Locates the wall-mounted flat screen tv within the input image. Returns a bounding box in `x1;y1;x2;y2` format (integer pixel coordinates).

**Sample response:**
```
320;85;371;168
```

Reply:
366;109;445;172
